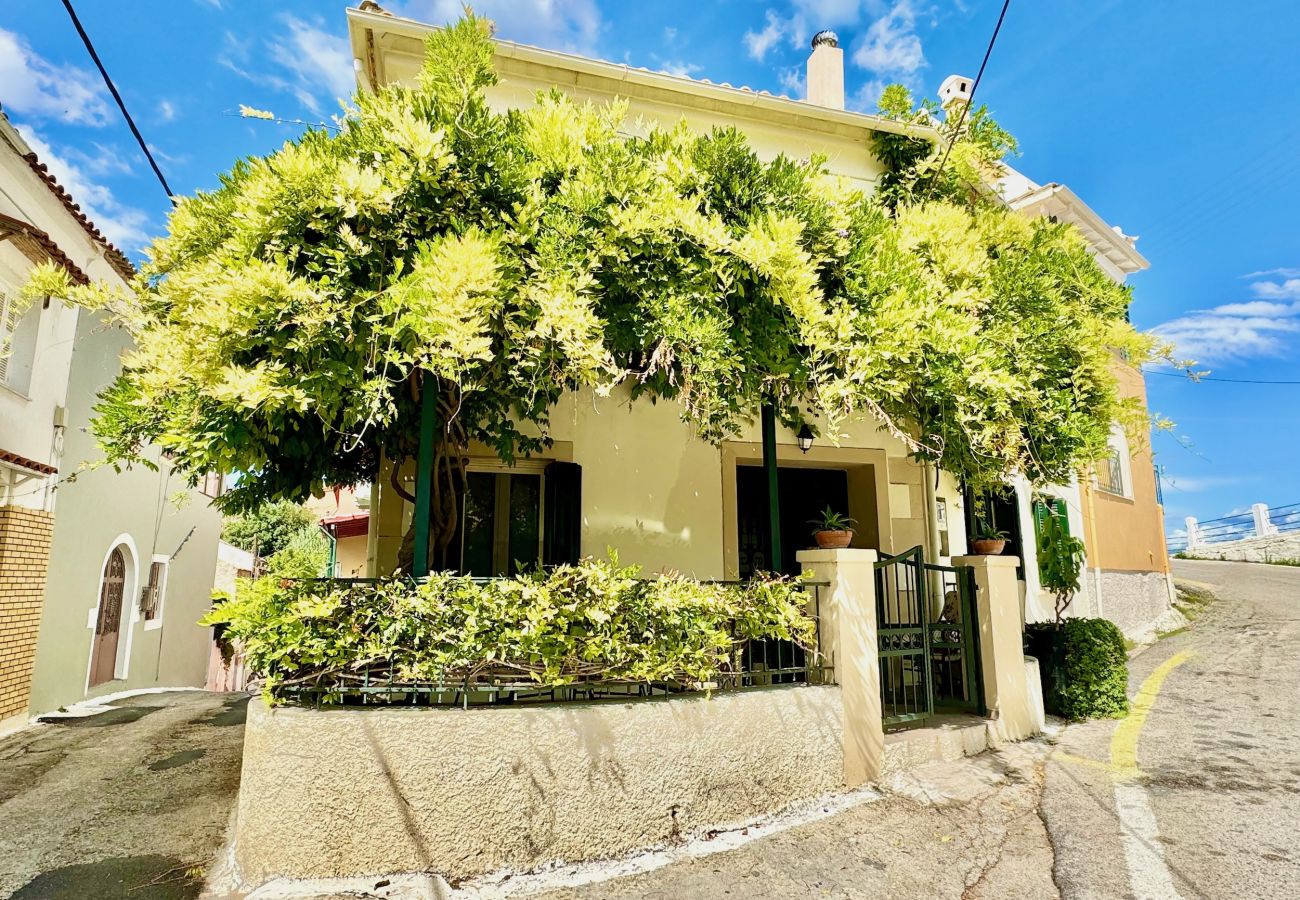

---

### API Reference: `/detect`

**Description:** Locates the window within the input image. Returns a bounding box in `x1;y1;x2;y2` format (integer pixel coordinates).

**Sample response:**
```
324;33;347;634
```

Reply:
0;287;40;394
1095;447;1125;496
140;558;168;625
456;471;543;576
201;472;225;498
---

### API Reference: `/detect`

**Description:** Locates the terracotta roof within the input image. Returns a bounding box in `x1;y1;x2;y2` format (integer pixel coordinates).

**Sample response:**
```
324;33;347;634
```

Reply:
0;449;58;476
0;212;90;285
321;511;369;539
21;152;136;282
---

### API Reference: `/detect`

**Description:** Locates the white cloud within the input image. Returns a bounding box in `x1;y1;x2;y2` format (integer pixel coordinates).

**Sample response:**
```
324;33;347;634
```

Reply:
656;59;703;79
852;0;925;78
745;10;790;62
395;0;602;55
777;66;806;98
220;17;353;116
0;28;110;126
1242;267;1300;279
849;78;889;112
792;0;870;25
16;125;153;252
1251;277;1300;300
1154;270;1300;362
158;99;178;122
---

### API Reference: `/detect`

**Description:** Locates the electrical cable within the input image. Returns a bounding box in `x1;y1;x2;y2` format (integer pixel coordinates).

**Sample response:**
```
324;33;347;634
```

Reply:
60;0;175;204
924;0;1012;198
1146;370;1300;385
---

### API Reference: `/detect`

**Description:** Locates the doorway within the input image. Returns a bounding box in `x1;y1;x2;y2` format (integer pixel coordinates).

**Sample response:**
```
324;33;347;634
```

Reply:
736;465;851;578
89;546;127;688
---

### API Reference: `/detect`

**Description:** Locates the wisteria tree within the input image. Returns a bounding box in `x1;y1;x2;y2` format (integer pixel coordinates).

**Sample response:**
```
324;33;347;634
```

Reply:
25;14;1162;570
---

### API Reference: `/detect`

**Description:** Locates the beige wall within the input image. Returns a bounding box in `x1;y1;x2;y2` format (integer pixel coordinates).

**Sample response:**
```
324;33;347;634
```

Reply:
27;310;222;716
231;685;844;886
369;384;924;579
1084;362;1170;575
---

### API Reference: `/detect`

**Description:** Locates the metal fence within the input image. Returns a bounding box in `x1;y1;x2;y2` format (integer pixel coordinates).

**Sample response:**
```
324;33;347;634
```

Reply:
274;579;829;708
1168;501;1300;553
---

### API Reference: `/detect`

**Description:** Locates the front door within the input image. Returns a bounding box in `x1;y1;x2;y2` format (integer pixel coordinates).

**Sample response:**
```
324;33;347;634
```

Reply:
737;465;851;577
89;547;126;688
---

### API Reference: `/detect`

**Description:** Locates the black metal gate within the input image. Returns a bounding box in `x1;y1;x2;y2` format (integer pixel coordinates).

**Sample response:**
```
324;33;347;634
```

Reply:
925;562;984;714
875;547;984;728
874;546;932;727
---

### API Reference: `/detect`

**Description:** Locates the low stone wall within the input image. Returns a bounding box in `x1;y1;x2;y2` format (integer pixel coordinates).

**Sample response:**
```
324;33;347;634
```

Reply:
1186;533;1300;564
1098;570;1176;639
231;685;844;887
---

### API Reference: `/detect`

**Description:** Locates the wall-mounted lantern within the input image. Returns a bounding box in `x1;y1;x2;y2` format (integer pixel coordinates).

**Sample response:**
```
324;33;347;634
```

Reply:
796;422;815;454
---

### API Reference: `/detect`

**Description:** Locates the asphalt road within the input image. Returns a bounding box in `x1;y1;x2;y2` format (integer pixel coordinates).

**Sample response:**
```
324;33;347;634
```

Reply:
1043;559;1300;899
0;691;247;900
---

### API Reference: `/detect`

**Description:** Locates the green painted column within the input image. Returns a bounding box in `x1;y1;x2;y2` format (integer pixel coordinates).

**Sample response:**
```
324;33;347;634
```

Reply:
761;402;782;574
412;377;438;578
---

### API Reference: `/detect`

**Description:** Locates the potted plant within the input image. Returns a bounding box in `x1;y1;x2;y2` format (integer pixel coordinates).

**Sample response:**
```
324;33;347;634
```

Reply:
969;526;1008;556
809;507;856;549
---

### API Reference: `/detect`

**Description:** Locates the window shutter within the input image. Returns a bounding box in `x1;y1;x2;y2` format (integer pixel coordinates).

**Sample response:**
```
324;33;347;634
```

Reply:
0;290;14;383
543;461;582;567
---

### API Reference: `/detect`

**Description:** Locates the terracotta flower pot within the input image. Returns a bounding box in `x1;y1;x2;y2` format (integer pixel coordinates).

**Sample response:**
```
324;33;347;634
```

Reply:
814;529;854;549
971;538;1006;556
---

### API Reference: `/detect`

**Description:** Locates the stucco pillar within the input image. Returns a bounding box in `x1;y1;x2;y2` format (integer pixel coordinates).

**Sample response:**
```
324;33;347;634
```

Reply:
952;555;1038;742
796;548;882;786
1252;503;1276;537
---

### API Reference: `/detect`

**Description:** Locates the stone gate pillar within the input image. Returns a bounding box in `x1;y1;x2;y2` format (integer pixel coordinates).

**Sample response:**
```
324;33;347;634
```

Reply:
796;548;882;786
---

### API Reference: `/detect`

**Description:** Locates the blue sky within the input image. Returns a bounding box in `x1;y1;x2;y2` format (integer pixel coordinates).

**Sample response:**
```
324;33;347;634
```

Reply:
4;0;1298;537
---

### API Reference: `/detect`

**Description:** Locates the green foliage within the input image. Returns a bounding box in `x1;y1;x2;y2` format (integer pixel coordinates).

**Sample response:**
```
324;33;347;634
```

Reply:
1027;618;1129;720
268;525;331;578
221;499;318;557
201;556;817;703
30;14;1167;564
1036;509;1087;622
808;506;855;533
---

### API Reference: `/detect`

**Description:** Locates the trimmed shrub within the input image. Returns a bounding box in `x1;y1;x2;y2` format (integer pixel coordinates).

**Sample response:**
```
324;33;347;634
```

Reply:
1026;618;1129;720
202;555;817;703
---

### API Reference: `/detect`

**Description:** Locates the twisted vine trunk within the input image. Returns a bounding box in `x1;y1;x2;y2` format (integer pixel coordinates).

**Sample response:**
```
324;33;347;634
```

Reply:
394;382;469;575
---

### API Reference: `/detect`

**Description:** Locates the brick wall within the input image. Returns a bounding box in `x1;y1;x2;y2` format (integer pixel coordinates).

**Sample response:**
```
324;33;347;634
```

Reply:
0;506;55;721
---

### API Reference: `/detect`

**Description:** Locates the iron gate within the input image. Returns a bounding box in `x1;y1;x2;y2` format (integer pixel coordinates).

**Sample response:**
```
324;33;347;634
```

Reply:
874;546;932;727
924;562;983;714
875;547;984;728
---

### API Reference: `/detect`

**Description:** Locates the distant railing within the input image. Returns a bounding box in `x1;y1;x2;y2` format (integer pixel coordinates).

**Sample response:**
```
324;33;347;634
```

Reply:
274;578;830;708
1170;501;1300;553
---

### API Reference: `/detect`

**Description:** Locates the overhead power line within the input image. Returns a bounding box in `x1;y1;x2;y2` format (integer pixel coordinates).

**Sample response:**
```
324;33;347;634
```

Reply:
925;0;1012;197
60;0;175;205
1147;370;1300;385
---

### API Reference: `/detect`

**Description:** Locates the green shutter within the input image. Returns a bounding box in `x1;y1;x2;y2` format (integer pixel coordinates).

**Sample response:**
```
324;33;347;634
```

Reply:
543;461;582;567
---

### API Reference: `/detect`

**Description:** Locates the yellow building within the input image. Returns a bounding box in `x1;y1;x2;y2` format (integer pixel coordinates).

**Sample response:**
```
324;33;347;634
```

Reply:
345;5;1172;635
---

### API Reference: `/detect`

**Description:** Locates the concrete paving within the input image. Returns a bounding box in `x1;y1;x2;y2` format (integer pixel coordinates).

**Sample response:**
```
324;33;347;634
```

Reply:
0;690;247;900
1042;559;1300;899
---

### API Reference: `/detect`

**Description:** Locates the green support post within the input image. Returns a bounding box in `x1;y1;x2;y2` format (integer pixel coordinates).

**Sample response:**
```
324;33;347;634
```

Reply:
761;402;783;574
412;377;438;578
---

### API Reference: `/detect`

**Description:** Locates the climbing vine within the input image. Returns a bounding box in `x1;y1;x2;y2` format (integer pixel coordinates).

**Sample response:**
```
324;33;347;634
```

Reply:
26;13;1167;569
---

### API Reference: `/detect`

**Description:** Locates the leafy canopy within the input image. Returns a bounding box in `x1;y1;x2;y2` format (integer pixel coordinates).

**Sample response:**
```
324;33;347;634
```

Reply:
221;499;319;557
26;13;1160;514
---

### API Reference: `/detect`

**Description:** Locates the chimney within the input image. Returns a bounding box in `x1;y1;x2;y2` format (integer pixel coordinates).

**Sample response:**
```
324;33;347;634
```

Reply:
806;31;844;109
938;74;974;116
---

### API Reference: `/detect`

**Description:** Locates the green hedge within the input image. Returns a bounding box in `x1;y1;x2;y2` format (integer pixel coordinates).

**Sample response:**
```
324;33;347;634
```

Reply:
1026;618;1129;720
203;556;817;703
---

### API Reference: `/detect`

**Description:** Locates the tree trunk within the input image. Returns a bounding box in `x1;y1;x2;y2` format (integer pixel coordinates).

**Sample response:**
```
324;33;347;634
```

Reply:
393;385;469;575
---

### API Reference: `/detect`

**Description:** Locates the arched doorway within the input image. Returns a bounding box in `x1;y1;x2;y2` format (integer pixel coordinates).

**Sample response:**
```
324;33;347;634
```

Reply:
89;546;127;688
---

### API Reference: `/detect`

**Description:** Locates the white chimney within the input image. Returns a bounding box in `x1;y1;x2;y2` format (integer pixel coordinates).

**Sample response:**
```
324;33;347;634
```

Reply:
938;74;974;115
806;31;844;110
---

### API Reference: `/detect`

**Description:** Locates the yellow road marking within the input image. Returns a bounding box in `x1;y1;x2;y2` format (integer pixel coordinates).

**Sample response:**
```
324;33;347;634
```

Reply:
1052;649;1195;783
1111;650;1194;777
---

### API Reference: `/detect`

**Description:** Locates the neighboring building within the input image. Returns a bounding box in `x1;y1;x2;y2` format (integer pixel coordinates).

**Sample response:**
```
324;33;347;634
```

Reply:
307;486;370;577
0;110;221;727
343;7;1171;635
999;172;1175;635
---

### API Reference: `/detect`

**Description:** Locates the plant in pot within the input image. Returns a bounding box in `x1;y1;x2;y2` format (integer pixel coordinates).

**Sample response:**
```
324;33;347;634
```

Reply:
969;526;1008;556
809;507;856;549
